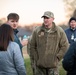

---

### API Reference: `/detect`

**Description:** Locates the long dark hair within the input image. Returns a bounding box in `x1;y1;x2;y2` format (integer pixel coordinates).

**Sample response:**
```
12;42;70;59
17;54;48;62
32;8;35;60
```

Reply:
0;24;14;51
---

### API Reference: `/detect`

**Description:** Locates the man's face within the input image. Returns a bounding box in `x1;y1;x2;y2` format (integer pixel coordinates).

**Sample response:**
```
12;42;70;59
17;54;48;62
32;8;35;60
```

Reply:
7;19;19;29
70;20;76;29
43;16;54;28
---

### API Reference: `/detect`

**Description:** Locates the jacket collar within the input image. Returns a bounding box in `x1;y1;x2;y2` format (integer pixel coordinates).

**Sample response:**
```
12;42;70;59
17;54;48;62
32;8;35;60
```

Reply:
70;27;76;31
41;22;57;33
13;29;19;34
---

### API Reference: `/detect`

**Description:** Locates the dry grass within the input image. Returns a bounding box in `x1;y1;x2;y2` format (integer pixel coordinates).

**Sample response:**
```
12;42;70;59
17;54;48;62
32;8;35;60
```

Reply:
22;46;30;58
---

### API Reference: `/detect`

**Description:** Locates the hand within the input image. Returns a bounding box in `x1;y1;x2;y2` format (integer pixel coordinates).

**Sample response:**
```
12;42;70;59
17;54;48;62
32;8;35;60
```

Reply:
21;39;28;46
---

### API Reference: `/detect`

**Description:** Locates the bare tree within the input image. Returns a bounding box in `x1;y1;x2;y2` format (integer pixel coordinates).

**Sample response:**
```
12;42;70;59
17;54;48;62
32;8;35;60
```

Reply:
63;0;76;18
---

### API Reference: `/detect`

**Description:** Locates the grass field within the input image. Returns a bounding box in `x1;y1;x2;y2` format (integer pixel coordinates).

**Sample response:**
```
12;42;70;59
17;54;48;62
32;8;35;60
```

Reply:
23;46;66;75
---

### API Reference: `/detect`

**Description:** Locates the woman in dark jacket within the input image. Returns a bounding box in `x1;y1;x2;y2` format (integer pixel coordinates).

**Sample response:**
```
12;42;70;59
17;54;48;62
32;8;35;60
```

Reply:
62;42;76;75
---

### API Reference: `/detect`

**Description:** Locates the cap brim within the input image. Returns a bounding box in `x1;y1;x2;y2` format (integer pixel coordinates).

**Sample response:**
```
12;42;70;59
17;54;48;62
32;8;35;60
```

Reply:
41;15;49;18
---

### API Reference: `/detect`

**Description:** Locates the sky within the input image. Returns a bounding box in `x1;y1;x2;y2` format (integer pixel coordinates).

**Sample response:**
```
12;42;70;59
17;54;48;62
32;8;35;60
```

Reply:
0;0;66;26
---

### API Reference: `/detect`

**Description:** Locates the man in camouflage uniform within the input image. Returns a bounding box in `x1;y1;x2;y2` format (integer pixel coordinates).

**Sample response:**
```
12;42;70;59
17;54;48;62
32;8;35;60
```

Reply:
30;11;69;75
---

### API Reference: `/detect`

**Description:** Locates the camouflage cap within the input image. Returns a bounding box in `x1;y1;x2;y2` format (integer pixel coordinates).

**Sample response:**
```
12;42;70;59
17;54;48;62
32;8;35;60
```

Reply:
41;11;54;18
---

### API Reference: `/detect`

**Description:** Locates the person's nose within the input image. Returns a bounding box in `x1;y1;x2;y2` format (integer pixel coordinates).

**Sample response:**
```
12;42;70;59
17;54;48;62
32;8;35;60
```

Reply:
14;22;17;25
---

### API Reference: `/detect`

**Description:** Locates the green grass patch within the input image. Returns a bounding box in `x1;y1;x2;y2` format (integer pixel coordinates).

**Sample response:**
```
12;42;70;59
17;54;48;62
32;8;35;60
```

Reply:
24;58;33;75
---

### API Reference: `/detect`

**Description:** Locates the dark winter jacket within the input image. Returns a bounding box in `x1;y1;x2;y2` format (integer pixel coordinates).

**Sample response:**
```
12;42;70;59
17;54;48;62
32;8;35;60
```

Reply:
13;29;23;55
65;28;76;44
62;42;76;75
